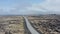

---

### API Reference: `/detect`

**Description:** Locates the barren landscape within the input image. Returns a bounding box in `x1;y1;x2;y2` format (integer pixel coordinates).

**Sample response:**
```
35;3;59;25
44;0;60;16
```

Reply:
0;16;24;34
0;15;60;34
28;15;60;34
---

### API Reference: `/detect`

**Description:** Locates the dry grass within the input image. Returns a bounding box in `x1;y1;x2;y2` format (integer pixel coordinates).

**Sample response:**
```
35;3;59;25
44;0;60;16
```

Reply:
0;16;24;34
28;16;60;34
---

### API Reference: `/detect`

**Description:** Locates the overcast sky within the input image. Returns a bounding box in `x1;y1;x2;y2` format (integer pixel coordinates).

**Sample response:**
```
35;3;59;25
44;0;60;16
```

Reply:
0;0;60;15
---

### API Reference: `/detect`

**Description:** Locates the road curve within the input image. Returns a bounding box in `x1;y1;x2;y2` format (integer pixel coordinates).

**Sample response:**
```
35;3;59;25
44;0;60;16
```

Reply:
24;16;40;34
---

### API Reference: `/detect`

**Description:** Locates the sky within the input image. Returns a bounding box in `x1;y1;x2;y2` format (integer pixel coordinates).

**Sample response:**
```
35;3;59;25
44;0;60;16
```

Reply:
0;0;60;15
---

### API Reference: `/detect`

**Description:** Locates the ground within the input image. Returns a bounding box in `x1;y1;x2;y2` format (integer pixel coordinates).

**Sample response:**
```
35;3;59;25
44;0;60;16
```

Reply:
28;15;60;34
0;16;24;34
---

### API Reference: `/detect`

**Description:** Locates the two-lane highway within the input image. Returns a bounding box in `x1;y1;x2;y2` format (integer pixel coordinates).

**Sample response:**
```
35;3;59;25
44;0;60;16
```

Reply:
24;16;40;34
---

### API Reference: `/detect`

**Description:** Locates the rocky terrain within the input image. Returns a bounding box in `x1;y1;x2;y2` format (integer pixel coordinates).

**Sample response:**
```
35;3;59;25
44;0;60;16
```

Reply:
0;16;24;34
28;15;60;34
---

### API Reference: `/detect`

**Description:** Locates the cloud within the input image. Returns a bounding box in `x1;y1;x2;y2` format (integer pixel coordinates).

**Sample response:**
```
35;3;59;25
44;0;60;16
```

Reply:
41;0;60;11
0;0;60;15
24;0;60;14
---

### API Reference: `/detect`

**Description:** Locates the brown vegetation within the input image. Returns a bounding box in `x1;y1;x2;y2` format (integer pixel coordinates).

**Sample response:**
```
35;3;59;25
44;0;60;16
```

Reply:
0;16;24;34
28;15;60;34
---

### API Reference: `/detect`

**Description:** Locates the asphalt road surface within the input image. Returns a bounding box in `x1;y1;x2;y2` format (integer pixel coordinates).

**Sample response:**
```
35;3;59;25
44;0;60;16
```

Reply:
24;16;40;34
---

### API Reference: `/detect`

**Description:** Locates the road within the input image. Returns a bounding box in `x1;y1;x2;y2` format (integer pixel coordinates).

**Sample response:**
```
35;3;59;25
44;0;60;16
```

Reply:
24;16;40;34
